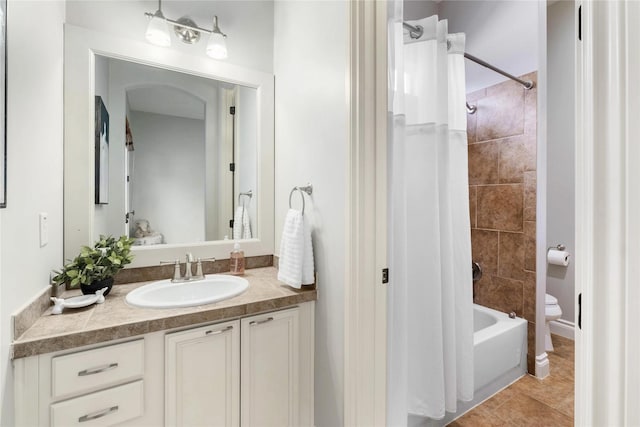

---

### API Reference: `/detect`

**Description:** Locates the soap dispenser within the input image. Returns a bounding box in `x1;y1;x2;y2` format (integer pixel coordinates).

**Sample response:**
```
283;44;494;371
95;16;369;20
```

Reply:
230;242;245;275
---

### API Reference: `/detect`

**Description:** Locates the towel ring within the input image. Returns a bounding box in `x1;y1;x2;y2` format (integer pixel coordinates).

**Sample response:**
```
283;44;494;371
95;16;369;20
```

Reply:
288;184;313;215
238;190;253;208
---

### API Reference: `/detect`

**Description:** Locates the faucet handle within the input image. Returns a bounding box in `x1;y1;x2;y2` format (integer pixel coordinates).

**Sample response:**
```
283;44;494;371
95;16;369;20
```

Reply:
161;260;181;281
195;257;216;278
195;259;204;278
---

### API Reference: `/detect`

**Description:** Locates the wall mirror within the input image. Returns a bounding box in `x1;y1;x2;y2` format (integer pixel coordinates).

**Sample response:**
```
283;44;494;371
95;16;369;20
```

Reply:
64;25;274;267
94;56;258;245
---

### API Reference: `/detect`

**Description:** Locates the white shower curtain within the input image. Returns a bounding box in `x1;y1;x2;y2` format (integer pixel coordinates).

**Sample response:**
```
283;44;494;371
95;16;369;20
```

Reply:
387;9;474;424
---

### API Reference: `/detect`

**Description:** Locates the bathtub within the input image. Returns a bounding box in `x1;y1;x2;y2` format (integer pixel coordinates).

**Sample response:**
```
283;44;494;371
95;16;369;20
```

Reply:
409;304;527;427
473;304;527;391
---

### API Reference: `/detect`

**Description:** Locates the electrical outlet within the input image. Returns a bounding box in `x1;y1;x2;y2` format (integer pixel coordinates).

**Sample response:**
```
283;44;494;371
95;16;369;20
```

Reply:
39;212;48;247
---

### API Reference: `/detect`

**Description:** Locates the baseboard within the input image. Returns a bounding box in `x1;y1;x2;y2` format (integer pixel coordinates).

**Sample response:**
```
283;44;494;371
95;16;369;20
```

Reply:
550;319;575;341
535;352;550;379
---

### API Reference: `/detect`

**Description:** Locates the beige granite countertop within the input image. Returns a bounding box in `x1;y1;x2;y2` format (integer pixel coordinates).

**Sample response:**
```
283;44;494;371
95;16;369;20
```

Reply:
12;267;316;359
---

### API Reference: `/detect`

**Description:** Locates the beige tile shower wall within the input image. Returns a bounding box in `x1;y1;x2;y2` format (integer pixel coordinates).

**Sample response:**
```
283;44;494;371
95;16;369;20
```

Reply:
468;72;537;374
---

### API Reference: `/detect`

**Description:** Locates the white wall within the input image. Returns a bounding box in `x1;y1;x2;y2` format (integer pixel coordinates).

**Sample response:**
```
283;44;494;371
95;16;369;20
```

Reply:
236;86;257;236
547;0;575;323
438;1;539;92
214;87;234;240
65;0;274;74
0;1;65;424
403;0;438;20
129;111;206;244
274;1;348;425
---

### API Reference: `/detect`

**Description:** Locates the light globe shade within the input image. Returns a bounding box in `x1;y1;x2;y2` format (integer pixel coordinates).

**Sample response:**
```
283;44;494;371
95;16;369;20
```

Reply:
146;15;171;47
206;32;227;59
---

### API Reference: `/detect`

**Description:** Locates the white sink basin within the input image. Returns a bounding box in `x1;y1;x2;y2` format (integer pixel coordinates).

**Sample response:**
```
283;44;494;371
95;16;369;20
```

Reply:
125;274;249;309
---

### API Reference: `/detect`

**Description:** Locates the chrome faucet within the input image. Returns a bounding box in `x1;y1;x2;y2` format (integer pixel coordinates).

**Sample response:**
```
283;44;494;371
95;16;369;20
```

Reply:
184;253;194;280
161;253;216;283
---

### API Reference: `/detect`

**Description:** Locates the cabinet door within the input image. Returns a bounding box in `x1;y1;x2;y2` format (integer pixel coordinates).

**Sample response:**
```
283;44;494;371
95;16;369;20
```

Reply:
241;307;299;427
165;320;240;427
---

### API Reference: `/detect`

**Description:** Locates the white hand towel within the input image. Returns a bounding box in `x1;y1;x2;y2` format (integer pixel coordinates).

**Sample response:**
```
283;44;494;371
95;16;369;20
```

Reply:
233;207;244;240
278;209;315;288
241;206;252;239
232;206;253;240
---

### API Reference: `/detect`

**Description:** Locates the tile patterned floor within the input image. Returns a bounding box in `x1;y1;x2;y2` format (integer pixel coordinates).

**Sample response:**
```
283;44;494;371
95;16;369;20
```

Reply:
448;335;574;427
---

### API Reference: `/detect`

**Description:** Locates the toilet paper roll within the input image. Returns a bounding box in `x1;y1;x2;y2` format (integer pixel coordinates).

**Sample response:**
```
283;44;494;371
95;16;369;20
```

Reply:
547;249;570;266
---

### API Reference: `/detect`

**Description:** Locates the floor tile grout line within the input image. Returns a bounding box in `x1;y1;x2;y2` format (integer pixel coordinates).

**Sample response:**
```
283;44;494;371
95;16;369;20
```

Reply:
492;392;573;426
517;391;575;421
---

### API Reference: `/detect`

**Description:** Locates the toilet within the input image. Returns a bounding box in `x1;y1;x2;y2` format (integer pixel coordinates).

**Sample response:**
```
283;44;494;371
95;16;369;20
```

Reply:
545;293;563;352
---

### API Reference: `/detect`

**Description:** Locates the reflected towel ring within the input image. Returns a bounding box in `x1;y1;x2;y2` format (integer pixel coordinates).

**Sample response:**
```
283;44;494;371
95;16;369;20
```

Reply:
238;190;253;208
288;184;313;215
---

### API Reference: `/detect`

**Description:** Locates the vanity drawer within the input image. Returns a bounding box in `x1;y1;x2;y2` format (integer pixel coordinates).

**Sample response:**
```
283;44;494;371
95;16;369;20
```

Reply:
51;339;144;399
50;380;144;427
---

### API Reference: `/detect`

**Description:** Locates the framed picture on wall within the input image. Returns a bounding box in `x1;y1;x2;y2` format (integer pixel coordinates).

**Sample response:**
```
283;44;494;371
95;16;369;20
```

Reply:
95;96;109;204
0;0;7;208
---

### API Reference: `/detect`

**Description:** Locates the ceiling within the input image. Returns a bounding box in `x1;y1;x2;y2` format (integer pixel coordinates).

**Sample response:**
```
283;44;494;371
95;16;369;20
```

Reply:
127;86;205;121
404;0;540;93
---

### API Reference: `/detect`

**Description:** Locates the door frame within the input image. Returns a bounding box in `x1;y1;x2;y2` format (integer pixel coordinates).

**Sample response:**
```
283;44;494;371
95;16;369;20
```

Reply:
574;0;640;424
344;0;388;425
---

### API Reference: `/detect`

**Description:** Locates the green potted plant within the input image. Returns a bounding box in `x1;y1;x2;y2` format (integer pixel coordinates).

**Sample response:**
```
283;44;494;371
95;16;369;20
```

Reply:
52;235;134;296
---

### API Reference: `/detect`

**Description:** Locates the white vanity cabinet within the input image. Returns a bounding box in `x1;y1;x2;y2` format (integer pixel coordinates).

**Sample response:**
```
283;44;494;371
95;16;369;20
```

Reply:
165;304;314;427
14;301;315;427
241;308;299;426
14;338;163;427
165;320;240;426
47;339;146;426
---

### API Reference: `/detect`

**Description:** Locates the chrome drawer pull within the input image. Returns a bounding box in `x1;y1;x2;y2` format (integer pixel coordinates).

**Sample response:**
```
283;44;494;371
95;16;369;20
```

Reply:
205;325;233;335
249;317;274;326
78;405;118;422
77;362;118;376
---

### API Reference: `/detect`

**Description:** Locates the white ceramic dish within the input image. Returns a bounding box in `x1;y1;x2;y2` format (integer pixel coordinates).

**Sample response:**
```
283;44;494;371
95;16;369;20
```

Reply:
63;294;100;308
50;287;108;315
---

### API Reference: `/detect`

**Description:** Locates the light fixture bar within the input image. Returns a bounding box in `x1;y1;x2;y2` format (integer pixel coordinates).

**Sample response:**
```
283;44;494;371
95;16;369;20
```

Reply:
144;13;226;37
143;3;228;59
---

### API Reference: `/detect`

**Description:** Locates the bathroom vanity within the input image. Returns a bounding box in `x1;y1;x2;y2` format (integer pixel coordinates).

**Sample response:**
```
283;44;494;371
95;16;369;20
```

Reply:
12;267;316;426
16;14;310;426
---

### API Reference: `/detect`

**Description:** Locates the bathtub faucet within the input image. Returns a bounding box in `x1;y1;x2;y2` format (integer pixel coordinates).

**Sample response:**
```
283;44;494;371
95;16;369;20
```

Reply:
472;262;482;282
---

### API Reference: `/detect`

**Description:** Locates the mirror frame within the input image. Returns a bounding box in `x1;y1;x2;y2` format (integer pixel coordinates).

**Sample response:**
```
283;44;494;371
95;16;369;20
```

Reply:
64;24;274;267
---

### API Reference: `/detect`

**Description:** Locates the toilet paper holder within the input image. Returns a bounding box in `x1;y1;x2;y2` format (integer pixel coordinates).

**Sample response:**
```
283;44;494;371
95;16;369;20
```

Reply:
548;244;566;252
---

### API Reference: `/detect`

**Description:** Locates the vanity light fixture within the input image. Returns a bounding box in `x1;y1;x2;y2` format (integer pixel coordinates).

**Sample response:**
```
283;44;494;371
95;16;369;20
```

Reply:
144;0;228;60
205;16;228;60
145;0;171;47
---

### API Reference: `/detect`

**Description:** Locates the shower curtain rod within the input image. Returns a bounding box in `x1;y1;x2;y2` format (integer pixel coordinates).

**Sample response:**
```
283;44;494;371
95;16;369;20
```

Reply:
402;22;535;91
